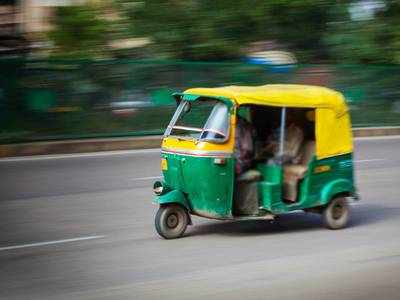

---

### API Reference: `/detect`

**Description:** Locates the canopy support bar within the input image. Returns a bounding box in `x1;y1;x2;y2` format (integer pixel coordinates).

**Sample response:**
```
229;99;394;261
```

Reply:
278;107;286;162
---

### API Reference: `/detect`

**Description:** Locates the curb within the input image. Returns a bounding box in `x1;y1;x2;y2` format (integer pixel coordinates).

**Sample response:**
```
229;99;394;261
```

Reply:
0;135;163;158
352;126;400;137
1;127;399;158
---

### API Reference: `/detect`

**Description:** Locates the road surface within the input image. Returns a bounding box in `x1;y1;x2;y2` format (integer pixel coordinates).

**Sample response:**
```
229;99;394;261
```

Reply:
1;136;400;300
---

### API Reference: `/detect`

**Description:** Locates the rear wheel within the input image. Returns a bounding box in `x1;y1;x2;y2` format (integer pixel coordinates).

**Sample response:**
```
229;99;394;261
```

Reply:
322;197;350;230
155;204;189;239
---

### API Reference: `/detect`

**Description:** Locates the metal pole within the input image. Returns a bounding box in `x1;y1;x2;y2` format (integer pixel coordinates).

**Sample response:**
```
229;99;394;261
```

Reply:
165;100;186;136
278;107;286;160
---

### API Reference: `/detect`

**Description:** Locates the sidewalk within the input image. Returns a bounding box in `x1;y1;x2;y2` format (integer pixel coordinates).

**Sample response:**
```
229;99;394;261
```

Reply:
0;127;399;158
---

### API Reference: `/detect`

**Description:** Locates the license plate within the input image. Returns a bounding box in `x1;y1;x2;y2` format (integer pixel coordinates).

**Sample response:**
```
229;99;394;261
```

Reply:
161;158;168;171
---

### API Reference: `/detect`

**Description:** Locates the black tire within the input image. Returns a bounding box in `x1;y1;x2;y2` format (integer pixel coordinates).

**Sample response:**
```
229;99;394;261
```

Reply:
322;197;350;230
155;204;189;239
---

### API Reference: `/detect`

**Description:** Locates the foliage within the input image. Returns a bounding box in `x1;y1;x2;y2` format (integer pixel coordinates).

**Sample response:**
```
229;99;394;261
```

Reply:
384;0;400;63
323;2;391;63
47;1;400;63
117;0;335;61
48;5;111;59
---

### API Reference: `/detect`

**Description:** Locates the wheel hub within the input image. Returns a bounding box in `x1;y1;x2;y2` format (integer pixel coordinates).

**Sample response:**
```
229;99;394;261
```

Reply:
332;204;344;220
166;213;179;228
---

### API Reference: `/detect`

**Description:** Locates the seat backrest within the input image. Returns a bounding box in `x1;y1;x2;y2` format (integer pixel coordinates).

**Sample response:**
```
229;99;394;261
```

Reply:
300;140;315;166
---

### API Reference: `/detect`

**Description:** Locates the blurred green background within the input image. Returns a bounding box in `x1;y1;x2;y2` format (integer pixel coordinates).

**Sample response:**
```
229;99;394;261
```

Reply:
1;59;399;144
1;0;400;144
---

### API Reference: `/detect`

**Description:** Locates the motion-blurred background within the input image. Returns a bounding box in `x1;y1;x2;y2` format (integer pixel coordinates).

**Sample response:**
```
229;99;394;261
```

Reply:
2;3;400;300
1;0;400;144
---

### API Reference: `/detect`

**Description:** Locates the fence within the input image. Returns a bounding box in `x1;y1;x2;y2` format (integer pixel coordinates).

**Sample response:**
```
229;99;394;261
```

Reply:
1;59;399;144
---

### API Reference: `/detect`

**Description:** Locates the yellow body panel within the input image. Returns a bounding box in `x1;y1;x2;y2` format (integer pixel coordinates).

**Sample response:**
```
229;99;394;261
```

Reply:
315;108;353;159
181;84;353;160
161;158;168;170
314;165;331;174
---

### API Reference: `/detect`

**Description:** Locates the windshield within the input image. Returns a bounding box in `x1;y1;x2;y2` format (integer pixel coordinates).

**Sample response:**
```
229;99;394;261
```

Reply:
165;99;230;142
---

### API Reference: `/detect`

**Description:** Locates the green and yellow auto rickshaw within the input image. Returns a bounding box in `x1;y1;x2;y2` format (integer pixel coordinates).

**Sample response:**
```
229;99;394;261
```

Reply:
153;84;358;239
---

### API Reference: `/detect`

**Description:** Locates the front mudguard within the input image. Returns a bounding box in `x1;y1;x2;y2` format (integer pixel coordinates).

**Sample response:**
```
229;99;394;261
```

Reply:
154;189;192;224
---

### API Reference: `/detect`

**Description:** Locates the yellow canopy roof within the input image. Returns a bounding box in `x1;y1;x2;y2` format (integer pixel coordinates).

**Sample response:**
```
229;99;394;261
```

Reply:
184;84;348;116
184;84;353;159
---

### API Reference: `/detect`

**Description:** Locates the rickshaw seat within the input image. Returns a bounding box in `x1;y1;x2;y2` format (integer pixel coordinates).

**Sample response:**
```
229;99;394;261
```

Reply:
237;169;262;182
235;169;262;215
283;141;315;202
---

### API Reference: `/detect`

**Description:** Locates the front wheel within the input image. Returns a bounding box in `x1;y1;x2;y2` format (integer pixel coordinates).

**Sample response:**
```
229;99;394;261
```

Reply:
322;197;350;230
155;204;189;239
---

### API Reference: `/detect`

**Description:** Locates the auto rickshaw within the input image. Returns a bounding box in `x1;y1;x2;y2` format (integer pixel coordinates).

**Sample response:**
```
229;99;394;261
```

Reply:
153;84;358;239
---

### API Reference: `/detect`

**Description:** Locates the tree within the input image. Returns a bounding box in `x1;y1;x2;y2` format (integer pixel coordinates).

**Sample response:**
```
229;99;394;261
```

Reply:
384;0;400;63
117;0;338;61
48;0;400;64
48;5;111;59
323;1;393;64
260;0;334;61
118;0;259;60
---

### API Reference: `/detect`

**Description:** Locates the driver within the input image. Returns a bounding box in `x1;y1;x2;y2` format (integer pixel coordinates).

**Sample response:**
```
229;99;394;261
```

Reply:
235;115;254;175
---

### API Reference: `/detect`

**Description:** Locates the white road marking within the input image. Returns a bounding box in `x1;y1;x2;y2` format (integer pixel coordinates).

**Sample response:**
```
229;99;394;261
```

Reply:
355;135;400;141
0;235;105;252
0;148;160;162
132;176;162;181
354;159;386;163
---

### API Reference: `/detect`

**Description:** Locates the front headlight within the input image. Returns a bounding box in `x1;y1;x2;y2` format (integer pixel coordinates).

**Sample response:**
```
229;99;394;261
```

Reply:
153;181;164;195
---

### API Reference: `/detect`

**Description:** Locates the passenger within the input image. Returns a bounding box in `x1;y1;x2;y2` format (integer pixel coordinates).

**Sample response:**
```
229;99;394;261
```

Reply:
235;115;254;175
283;140;315;202
234;114;261;215
264;112;304;163
282;111;315;202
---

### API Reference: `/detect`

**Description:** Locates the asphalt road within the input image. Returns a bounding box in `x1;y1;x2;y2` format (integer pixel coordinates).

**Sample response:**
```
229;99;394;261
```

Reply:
1;136;400;300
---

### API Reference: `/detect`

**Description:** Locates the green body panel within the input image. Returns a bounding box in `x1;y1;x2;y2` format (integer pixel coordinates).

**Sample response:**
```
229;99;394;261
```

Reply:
156;189;189;210
285;153;355;212
157;151;355;218
173;93;234;109
256;153;355;214
320;179;354;203
257;163;285;212
159;152;235;218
